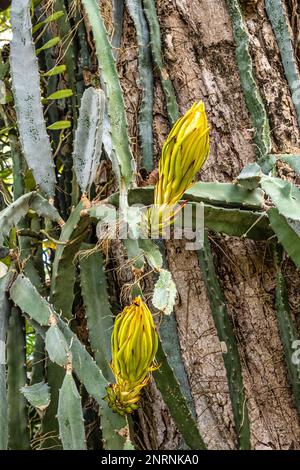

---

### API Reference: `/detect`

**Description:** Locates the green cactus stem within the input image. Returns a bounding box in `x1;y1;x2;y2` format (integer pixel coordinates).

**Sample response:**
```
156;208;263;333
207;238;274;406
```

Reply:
198;233;251;449
126;0;154;171
155;341;206;450
10;0;56;198
226;0;271;160
142;0;179;125
57;369;87;450
7;307;30;450
274;257;300;419
50;200;90;319
0;272;13;450
265;0;300;127
267;208;300;270
81;0;135;189
10;274;128;449
79;247;114;382
111;0;125;59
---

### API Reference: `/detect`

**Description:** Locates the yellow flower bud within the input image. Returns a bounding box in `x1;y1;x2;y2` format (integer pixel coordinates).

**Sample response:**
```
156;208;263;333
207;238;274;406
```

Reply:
105;296;159;415
155;101;210;207
146;101;210;236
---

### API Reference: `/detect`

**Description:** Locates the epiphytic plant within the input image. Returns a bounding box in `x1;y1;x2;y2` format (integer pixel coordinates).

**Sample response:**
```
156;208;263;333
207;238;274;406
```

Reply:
0;0;299;452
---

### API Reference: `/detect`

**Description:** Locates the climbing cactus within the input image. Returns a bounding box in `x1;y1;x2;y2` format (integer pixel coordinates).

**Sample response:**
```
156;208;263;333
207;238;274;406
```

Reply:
0;0;299;453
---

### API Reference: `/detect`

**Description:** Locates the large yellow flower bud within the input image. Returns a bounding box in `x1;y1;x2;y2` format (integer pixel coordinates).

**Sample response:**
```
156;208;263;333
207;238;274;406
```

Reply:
146;101;210;236
155;101;210;206
105;296;158;415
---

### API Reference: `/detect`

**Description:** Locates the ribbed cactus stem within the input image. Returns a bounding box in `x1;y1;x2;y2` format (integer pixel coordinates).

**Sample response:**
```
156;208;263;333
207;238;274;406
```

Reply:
0;272;13;450
226;0;271;160
274;249;300;419
126;0;154;171
57;368;87;450
30;334;45;386
10;274;129;449
156;242;195;415
79;246;114;382
155;341;206;450
100;185;271;240
265;0;300;127
10;0;57;197
142;0;179;125
54;0;78;124
7;308;30;450
268;208;300;270
111;0;125;59
50;201;90;319
81;0;136;189
0;192;63;246
73;87;105;194
198;233;251;450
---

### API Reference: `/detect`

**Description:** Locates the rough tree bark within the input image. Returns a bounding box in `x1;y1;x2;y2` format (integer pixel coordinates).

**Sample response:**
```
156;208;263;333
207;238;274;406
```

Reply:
103;0;300;449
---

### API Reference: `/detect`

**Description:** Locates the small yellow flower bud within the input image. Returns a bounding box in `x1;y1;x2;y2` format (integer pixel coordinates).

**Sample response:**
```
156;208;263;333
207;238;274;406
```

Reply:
105;297;159;415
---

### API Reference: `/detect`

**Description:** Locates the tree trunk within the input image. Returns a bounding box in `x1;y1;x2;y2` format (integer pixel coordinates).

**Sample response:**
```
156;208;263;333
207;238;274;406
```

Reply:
112;0;300;449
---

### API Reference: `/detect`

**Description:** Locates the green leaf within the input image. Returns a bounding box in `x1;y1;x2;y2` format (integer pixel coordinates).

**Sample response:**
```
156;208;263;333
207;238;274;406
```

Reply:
47;89;73;100
43;65;67;77
0;168;12;179
47;120;71;130
138;238;163;270
0;62;9;80
32;11;65;34
20;382;50;411
36;37;60;55
152;269;177;315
